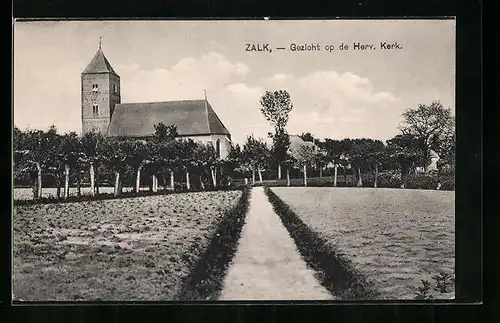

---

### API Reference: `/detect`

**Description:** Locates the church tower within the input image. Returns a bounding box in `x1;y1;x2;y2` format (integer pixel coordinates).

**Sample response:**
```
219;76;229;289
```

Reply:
81;39;121;135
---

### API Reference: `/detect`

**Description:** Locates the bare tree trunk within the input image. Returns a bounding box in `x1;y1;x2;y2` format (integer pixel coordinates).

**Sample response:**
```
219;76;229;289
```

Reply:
251;168;255;185
152;174;158;192
76;169;81;196
319;167;323;178
56;174;61;198
400;169;407;189
374;164;378;188
170;170;175;190
135;164;142;193
334;165;338;187
211;168;217;188
94;166;99;195
90;163;95;197
117;171;123;195
278;164;282;180
32;176;38;200
356;167;363;187
36;163;42;199
258;168;263;183
286;167;291;187
64;164;70;199
200;175;205;190
114;171;120;197
303;164;307;187
186;169;190;190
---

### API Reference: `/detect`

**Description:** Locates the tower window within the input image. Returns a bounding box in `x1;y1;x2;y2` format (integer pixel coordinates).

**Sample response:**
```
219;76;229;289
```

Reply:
92;104;99;115
113;84;118;93
92;84;98;92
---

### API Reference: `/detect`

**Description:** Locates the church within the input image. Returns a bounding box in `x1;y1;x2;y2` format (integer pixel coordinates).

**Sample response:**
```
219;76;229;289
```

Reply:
81;44;232;159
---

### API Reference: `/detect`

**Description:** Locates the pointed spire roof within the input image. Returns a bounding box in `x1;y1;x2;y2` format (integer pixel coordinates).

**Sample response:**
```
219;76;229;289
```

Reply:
82;48;118;75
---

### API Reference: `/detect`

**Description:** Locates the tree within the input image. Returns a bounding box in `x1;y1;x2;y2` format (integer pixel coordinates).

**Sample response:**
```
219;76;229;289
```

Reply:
269;130;291;180
80;131;104;196
101;138;130;197
386;134;424;188
349;139;385;187
242;135;270;185
399;100;455;170
121;140;149;193
282;152;296;187
57;132;82;199
322;138;343;187
294;145;315;187
222;143;244;184
176;139;198;190
260;90;293;179
366;150;388;188
313;150;330;178
148;123;179;191
14;126;61;199
192;142;218;189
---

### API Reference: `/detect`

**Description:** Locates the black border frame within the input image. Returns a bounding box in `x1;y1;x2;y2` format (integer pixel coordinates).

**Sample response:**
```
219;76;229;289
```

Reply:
6;0;483;321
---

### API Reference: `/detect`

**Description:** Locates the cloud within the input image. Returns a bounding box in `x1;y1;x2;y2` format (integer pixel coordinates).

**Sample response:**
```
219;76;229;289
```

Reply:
115;52;250;103
261;69;401;141
14;46;402;144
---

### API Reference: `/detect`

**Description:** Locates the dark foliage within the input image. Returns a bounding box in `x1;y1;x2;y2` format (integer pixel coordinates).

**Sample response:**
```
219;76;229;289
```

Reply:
263;186;379;300
176;185;251;300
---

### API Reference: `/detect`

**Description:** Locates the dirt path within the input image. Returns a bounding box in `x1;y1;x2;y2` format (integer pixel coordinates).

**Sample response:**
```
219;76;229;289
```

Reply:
219;187;334;300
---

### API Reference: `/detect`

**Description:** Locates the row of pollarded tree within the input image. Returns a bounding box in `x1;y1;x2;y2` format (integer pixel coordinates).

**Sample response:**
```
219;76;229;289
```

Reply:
14;97;455;197
13;123;237;199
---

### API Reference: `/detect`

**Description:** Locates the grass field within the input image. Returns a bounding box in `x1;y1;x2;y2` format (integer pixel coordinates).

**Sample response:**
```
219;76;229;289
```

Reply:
272;187;455;300
13;190;242;301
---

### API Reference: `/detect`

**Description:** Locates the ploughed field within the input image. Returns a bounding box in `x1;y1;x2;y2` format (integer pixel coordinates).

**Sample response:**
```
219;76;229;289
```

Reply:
13;190;242;301
272;187;455;300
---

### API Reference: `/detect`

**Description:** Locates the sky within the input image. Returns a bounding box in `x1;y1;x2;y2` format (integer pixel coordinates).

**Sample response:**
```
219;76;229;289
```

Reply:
13;19;455;145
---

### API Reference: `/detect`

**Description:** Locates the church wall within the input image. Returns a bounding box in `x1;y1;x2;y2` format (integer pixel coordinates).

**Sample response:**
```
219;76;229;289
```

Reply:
210;134;232;160
181;134;232;159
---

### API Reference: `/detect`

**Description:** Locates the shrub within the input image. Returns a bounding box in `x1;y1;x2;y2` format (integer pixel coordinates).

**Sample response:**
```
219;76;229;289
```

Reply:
176;185;251;300
263;185;379;300
13;185;244;206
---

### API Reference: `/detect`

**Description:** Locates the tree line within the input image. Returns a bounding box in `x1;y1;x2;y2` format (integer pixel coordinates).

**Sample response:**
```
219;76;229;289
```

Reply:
14;123;240;199
13;91;455;199
255;91;455;188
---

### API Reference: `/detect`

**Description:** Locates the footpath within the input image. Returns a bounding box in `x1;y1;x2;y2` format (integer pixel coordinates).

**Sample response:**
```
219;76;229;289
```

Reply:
219;187;334;300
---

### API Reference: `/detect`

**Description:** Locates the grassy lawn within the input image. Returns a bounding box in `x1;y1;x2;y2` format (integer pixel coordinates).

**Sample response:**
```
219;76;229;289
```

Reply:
272;187;455;300
13;190;242;301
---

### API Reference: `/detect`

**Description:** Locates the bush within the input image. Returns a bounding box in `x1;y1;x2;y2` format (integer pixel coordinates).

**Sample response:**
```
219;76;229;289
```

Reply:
247;171;454;191
13;184;245;206
176;185;251;300
263;185;379;299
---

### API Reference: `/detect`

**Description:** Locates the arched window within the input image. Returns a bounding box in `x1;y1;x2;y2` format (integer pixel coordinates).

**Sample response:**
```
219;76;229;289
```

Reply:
216;139;221;158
